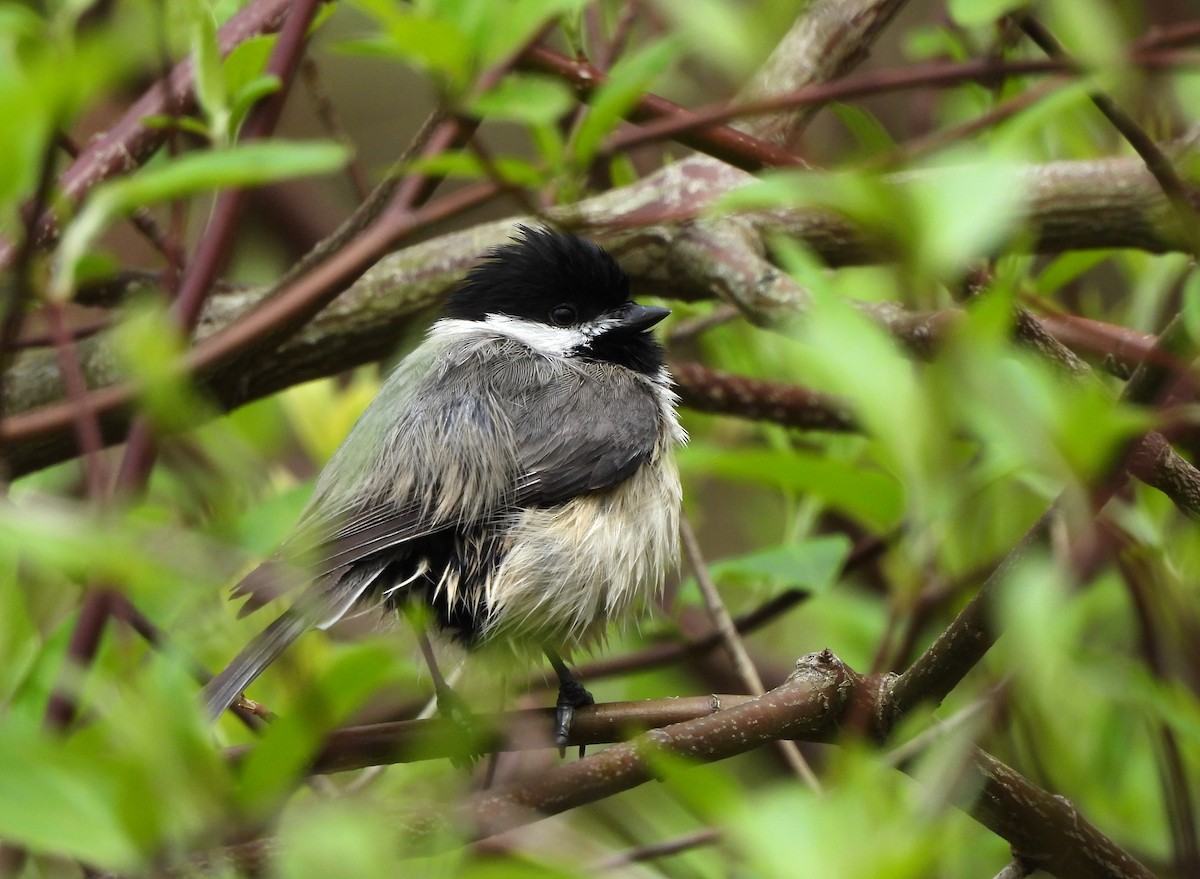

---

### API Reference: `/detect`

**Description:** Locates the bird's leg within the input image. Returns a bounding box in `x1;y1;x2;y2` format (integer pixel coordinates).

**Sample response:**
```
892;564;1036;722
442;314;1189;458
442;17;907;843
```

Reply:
414;628;462;714
545;648;593;756
406;611;476;764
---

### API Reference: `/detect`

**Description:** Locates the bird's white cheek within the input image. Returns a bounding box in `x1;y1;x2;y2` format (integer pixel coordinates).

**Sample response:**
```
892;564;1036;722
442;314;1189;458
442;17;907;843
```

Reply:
481;314;586;356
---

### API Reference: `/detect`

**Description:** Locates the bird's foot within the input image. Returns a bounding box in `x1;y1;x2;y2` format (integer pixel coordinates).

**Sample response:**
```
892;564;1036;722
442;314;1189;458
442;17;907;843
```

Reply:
554;678;594;758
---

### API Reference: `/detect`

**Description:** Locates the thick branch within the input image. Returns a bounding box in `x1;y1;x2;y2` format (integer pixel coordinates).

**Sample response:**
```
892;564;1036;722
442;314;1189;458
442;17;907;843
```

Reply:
735;0;911;144
1;151;1192;476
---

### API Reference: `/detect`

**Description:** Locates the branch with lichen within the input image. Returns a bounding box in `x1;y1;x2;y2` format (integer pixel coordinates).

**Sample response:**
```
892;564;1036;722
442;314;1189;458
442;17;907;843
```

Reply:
2;148;1195;476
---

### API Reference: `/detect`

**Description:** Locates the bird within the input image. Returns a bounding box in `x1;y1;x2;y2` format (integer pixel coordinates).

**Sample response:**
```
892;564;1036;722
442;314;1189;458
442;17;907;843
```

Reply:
200;225;685;749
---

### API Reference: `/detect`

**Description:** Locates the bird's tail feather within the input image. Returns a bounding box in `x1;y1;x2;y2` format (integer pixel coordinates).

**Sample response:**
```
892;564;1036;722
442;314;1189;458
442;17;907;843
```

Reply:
201;563;388;721
200;609;311;721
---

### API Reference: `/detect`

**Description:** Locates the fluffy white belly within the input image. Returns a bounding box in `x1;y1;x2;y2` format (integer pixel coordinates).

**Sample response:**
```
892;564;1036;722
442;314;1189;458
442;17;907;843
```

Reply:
479;456;681;651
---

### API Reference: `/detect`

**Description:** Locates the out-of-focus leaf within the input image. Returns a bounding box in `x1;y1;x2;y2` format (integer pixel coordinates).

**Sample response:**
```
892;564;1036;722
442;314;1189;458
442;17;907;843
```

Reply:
222;33;275;94
0;33;135;230
141;113;213;138
530;121;567;176
947;0;1029;27
906;152;1024;278
608;153;639;187
1036;250;1112;295
191;8;228;142
0;561;38;703
710;535;851;594
234;644;400;813
1183;270;1200;348
1044;0;1126;67
342;0;471;89
458;0;587;71
0;729;143;868
570;38;677;169
652;0;783;80
990;78;1093;159
275;801;422;879
408;150;546;187
467;74;573;125
228;74;282;135
680;445;904;533
111;300;208;432
0;494;240;608
52;140;349;299
831;103;896;157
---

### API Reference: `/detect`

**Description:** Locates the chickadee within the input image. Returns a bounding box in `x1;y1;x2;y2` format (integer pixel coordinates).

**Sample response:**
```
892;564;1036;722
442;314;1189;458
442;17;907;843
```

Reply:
201;226;685;746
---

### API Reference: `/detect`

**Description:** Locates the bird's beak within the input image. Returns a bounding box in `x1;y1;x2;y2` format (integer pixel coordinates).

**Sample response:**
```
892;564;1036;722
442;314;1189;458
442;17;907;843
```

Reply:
607;303;671;334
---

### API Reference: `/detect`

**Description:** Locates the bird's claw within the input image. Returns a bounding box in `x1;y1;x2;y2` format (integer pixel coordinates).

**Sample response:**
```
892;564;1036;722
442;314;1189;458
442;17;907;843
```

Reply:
554;680;594;758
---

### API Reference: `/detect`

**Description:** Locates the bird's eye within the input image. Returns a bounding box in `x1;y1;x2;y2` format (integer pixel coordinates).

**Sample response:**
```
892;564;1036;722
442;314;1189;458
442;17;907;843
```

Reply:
550;305;577;326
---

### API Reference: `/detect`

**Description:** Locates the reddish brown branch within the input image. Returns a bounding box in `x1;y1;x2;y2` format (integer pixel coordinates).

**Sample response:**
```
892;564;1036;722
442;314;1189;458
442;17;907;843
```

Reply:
602;50;1199;160
246;651;1156;879
518;46;805;171
0;0;311;270
670;361;855;431
113;0;325;493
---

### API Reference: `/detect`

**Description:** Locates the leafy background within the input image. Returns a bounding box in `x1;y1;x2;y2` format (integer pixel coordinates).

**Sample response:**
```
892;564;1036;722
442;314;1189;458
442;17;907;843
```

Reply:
1;0;1198;877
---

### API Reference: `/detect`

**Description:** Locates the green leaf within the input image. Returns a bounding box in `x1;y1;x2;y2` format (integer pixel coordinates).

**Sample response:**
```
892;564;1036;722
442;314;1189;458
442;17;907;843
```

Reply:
408;150;546;187
831;103;896;156
710;535;851;594
570;38;678;169
1036;250;1112;295
228;74;282;136
191;8;228;142
221;33;275;94
140;113;213;138
234;644;398;813
652;0;777;80
679;445;904;533
459;0;588;71
0;562;38;704
52;140;349;300
343;0;471;90
0;729;143;868
468;74;574;125
1181;270;1200;349
947;0;1030;28
222;34;282;136
907;152;1024;278
111;300;208;432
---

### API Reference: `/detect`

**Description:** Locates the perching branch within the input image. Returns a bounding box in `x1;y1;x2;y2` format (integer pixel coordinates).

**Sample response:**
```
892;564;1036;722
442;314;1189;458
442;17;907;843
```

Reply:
256;651;1155;879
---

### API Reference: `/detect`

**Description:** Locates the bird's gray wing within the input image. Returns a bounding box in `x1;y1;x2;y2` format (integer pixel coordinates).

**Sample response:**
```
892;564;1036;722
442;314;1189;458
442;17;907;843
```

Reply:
230;343;518;615
199;561;387;721
507;364;663;505
229;501;438;616
204;343;518;719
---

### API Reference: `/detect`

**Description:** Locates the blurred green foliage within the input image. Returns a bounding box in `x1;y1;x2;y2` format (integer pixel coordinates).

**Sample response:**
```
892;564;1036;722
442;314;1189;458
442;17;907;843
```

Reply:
0;0;1196;876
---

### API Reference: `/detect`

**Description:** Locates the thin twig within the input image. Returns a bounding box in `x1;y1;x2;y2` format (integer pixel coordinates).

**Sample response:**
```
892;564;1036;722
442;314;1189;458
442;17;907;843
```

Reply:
680;516;822;791
519;46;805;171
601;51;1198;160
592;828;720;870
44;303;110;496
300;57;372;201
